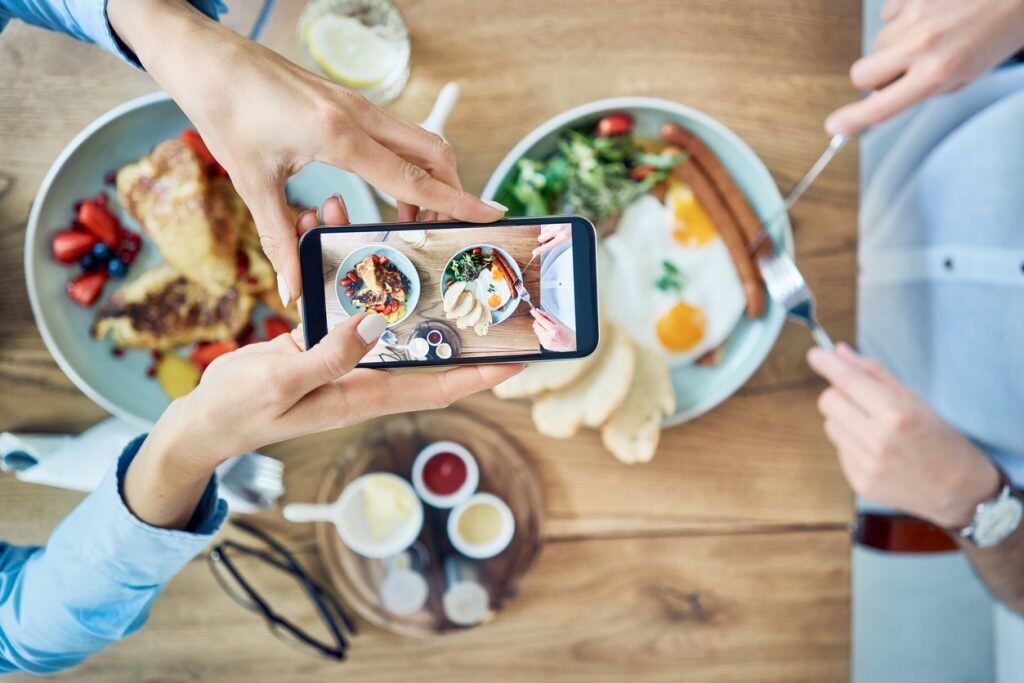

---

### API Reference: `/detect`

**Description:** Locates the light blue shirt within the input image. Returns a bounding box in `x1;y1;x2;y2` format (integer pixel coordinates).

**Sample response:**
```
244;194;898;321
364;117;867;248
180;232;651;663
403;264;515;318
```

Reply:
858;63;1024;485
0;0;225;67
0;1;230;674
0;437;228;674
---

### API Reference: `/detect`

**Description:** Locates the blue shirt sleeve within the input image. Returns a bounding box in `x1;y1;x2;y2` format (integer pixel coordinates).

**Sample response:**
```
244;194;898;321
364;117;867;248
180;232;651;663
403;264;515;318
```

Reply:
0;1;226;67
0;435;228;674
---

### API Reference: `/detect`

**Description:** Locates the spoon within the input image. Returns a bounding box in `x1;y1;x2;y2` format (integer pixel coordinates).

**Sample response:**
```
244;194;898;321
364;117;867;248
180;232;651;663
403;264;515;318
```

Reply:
374;82;461;209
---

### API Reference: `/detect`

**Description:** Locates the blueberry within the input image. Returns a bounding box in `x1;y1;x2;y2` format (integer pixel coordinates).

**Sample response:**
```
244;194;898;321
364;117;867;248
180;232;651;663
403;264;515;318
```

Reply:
107;258;128;278
91;242;113;262
79;253;99;272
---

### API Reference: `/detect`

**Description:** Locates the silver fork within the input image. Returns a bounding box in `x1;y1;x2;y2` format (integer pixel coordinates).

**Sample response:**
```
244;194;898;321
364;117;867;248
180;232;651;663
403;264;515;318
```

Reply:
219;453;285;509
514;253;538;310
757;242;834;350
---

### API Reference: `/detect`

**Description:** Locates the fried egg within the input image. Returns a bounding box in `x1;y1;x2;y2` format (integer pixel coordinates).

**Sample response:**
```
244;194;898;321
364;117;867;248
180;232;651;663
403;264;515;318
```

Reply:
601;182;745;367
472;262;512;312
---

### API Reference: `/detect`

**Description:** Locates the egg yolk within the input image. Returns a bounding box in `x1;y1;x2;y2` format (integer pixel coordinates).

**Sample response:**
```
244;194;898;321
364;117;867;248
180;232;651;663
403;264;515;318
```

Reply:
657;302;707;352
668;179;717;248
491;265;504;281
487;293;503;308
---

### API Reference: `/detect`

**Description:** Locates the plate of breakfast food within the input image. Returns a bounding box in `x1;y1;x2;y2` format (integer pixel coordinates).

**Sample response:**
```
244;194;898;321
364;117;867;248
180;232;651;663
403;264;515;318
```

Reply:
439;244;523;334
335;244;419;325
482;97;792;464
25;92;380;427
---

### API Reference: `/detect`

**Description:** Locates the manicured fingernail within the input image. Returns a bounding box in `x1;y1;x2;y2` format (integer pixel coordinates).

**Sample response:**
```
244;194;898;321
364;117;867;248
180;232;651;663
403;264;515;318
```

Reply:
357;313;388;344
277;274;291;307
807;347;826;366
482;199;508;213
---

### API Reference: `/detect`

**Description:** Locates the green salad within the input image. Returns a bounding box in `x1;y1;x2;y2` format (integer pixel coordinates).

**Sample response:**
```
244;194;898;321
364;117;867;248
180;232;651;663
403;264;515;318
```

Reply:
494;112;685;223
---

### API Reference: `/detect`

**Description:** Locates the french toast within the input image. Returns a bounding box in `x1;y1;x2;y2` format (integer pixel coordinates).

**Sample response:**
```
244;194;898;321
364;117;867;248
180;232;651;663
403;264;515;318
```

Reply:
117;140;240;294
92;266;254;350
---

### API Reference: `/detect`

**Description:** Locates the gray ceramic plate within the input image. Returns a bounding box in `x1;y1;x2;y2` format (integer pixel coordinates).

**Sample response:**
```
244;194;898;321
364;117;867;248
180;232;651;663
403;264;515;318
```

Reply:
482;96;793;426
25;92;381;427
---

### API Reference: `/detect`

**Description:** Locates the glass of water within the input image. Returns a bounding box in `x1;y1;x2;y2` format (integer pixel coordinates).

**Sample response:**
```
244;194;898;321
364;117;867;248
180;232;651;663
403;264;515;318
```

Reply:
298;0;411;106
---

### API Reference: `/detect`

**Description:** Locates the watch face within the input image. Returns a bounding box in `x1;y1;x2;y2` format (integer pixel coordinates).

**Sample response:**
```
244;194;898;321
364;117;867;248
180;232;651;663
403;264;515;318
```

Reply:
974;496;1024;547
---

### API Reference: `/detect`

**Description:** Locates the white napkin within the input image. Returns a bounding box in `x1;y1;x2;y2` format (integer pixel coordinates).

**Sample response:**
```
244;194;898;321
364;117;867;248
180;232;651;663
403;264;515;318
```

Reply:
0;418;278;513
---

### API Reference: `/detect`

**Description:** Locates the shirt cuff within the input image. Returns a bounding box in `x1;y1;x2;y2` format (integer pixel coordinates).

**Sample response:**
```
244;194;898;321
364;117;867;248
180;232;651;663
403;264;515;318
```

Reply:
101;1;227;69
46;434;228;588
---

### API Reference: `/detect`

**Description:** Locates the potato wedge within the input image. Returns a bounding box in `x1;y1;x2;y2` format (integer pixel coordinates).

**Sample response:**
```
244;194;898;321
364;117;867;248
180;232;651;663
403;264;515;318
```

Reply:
600;348;675;464
531;325;636;438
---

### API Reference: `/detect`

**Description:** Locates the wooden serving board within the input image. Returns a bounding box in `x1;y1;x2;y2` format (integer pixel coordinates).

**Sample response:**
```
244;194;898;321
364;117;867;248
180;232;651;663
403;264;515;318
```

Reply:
315;409;544;638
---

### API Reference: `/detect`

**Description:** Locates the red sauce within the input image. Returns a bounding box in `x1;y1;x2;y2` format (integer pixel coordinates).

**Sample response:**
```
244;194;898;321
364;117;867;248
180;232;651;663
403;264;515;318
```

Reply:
422;452;467;496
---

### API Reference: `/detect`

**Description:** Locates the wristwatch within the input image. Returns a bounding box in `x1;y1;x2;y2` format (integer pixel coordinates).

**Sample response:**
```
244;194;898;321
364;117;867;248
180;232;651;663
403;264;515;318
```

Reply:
958;471;1024;548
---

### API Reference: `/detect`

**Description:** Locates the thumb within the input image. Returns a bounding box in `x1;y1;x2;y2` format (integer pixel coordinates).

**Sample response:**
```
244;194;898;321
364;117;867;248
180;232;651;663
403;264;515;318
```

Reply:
241;179;302;306
286;313;389;396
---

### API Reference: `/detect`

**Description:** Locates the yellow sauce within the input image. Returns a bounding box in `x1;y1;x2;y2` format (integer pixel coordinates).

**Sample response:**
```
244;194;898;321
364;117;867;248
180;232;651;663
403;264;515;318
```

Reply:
458;502;503;545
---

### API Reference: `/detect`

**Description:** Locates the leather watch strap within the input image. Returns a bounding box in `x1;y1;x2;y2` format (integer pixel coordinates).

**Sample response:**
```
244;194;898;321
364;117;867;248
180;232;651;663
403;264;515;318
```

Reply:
853;513;959;553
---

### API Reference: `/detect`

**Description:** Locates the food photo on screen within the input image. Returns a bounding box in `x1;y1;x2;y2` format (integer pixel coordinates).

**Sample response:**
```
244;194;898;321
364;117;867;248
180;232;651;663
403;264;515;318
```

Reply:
319;223;577;364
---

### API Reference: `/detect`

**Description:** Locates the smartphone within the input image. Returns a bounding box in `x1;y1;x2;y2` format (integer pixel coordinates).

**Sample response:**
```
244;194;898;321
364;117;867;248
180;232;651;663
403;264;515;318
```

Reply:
299;216;599;368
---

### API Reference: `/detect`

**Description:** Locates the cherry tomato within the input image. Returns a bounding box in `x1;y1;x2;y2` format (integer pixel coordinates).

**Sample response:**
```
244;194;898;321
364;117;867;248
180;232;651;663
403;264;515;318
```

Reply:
630;165;656;181
596;112;634;137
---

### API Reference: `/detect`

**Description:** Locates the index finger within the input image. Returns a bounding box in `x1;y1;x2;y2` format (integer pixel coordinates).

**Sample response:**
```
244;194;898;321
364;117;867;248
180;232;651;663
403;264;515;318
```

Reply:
806;347;899;415
825;68;937;135
323;135;505;223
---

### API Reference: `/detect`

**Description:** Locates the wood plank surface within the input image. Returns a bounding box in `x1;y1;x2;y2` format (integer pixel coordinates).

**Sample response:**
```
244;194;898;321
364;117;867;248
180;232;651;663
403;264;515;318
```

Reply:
0;0;860;680
17;530;850;683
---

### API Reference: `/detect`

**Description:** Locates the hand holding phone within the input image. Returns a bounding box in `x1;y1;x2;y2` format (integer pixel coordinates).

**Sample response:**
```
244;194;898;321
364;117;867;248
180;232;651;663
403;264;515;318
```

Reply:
300;216;599;367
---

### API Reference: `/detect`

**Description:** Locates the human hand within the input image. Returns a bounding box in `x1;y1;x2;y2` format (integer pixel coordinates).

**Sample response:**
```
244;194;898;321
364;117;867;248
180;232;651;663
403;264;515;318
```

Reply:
531;309;576;352
532;224;572;257
125;196;521;529
108;0;506;306
826;0;1024;135
808;343;999;528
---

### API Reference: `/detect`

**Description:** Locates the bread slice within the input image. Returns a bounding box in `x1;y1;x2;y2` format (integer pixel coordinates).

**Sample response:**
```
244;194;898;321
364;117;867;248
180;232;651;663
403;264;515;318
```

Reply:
492;330;604;399
531;325;636;438
443;281;467;313
473;314;490;337
446;291;475;319
457;301;485;329
600;348;675;464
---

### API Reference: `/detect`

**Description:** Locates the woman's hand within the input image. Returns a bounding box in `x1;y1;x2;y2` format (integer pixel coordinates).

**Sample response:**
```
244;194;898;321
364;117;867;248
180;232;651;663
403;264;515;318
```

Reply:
532;224;572;257
108;0;506;305
808;343;999;528
826;0;1024;135
124;197;522;529
531;309;576;352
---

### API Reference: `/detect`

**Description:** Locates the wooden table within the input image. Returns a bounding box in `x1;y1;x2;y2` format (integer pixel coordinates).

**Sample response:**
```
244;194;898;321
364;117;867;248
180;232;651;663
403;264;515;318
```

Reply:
0;1;860;680
321;225;543;361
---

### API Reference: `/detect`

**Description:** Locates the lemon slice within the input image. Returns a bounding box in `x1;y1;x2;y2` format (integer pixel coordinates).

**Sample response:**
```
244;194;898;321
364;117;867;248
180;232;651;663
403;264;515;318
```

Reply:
306;14;399;90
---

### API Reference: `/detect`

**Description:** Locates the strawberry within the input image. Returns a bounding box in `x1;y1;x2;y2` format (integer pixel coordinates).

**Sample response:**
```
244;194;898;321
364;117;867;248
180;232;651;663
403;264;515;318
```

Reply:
180;129;226;176
190;340;238;370
66;271;107;307
51;230;98;264
264;316;291;340
596;112;634;137
77;200;119;247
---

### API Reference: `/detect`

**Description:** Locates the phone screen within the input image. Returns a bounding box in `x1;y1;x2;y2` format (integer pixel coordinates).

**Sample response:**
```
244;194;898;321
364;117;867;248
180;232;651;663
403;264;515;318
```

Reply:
301;217;597;367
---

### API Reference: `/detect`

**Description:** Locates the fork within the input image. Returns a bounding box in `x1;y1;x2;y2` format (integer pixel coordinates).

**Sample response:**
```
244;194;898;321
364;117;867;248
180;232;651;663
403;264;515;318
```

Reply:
756;241;834;351
219;453;285;510
514;253;538;310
